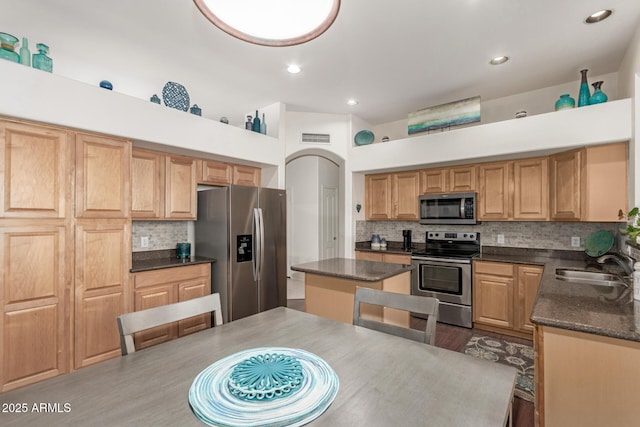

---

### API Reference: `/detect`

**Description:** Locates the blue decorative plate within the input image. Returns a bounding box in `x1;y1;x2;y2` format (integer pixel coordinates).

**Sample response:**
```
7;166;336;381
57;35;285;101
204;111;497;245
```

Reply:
162;82;190;111
354;130;374;146
189;347;339;427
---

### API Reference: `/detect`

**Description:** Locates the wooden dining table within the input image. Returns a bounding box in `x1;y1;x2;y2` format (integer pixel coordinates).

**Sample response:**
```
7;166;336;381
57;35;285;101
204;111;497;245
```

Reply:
0;307;516;426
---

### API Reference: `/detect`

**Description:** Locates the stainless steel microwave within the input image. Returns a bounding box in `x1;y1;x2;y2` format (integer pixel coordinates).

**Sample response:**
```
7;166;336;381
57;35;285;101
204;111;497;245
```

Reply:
419;192;477;225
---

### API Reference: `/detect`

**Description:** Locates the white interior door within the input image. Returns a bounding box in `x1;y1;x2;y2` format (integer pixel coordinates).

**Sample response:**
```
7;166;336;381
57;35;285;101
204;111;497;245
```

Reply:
320;185;338;259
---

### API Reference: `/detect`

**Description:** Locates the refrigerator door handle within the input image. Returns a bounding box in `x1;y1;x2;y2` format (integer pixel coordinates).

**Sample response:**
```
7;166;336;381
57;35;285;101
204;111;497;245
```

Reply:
253;208;260;281
258;207;265;280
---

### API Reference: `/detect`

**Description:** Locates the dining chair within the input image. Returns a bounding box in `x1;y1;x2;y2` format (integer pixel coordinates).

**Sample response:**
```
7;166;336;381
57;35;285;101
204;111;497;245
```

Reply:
116;293;223;355
352;287;439;345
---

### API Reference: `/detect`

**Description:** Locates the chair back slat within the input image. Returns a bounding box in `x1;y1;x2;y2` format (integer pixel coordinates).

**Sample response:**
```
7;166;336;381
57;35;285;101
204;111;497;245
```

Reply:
353;287;439;345
116;293;223;355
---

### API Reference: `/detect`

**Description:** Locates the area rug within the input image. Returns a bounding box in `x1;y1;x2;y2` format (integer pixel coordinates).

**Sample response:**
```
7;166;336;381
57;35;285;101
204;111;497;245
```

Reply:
463;335;534;402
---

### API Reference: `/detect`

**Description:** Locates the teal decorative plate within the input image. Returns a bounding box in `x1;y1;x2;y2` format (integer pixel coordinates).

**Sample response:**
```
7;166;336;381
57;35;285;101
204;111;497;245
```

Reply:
584;230;614;257
354;130;374;146
189;347;339;427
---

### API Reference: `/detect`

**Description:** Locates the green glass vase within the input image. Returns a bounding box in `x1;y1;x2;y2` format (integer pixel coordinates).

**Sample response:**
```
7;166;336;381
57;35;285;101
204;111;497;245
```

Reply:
0;32;20;63
555;94;575;111
588;81;608;105
33;43;52;72
578;69;590;107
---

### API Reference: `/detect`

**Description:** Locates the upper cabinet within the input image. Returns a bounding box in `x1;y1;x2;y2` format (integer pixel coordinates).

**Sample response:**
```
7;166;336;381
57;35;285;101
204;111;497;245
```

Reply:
165;155;197;220
131;149;165;219
76;133;131;218
550;142;627;222
365;171;419;220
420;165;476;194
477;161;511;221
233;165;261;187
0;120;72;218
198;160;232;186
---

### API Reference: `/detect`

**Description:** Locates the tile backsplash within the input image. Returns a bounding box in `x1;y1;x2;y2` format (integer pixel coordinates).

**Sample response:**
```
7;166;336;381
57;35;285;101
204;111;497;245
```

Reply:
132;221;189;252
356;220;625;251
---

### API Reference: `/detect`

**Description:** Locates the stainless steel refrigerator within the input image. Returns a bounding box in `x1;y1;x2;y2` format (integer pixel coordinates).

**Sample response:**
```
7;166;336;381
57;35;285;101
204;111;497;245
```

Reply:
195;186;287;323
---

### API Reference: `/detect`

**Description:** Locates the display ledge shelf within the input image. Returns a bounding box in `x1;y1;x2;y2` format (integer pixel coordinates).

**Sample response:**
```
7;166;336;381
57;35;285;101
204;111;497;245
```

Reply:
350;98;632;173
0;60;282;167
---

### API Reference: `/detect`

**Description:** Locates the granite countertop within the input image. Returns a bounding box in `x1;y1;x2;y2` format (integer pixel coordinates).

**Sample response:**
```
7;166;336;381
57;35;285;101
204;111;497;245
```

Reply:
354;240;423;255
478;246;640;343
131;249;215;273
291;257;414;282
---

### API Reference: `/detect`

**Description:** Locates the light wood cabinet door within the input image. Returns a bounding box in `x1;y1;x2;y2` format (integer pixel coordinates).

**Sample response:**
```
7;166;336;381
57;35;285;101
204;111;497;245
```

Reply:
131;149;164;219
382;253;412;265
549;149;582;221
199;160;233;186
133;284;177;350
178;279;211;336
0;120;72;219
0;223;70;392
420;168;446;194
448;165;476;192
76;133;131;218
515;265;543;333
582;142;627;222
473;261;514;329
165;155;197;219
477;161;511;220
365;174;392;220
392;171;420;220
355;251;384;262
513;157;549;220
74;219;130;369
233;165;261;187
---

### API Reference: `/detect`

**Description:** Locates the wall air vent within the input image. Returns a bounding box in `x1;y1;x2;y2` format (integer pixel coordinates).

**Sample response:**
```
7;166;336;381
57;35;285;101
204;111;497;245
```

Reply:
300;132;331;144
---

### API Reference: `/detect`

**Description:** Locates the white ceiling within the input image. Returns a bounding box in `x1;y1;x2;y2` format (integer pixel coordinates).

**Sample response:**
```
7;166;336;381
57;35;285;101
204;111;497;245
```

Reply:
5;0;640;127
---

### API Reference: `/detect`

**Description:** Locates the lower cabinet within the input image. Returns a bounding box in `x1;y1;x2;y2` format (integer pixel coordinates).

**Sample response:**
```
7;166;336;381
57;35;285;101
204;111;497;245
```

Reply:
473;260;543;338
130;263;211;351
74;219;131;369
355;250;411;265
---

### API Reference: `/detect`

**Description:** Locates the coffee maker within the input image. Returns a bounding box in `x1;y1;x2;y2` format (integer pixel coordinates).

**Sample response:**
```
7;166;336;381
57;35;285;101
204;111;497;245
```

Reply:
402;230;412;251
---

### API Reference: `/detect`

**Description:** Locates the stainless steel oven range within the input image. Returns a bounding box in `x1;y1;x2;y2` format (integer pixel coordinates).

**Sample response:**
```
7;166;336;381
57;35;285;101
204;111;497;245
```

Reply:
411;231;480;328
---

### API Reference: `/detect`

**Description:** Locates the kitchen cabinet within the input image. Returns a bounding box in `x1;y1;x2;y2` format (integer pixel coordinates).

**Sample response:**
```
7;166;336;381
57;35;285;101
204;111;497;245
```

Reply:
535;325;640;427
420;165;476;194
165;155;198;219
0;222;71;392
365;171;419;220
473;260;542;338
233;164;261;187
74;219;130;369
131;149;165;219
130;263;211;351
549;142;627;222
76;133;131;218
478;157;548;221
477;161;511;220
355;251;411;265
0;120;72;219
198;160;233;186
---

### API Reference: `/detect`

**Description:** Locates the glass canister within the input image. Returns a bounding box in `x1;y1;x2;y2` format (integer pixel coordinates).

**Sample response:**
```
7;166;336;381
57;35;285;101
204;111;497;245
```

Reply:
0;32;20;63
32;43;52;72
176;242;191;259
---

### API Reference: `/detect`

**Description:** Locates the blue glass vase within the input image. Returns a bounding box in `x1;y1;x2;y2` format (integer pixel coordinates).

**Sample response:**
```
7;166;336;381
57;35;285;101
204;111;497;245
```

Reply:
555;94;575;111
0;32;20;63
578;69;590;107
588;81;608;105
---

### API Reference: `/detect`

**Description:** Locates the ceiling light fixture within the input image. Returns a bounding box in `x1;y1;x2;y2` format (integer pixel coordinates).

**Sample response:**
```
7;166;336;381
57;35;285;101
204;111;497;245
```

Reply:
489;56;509;65
585;9;612;24
347;99;358;106
287;64;302;74
193;0;341;47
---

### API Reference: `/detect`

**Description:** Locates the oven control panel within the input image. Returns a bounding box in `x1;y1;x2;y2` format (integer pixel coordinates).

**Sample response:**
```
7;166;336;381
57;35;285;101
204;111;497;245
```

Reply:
427;231;478;242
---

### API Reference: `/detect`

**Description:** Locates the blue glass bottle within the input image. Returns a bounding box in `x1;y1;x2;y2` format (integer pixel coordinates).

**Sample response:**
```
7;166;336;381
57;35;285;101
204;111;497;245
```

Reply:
252;110;261;133
33;43;52;72
19;37;30;66
578;69;590;107
588;81;608;105
0;32;20;63
554;94;575;111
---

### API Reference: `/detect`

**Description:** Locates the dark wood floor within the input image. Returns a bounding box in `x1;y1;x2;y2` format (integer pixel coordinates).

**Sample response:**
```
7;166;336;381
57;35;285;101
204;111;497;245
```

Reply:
287;299;534;427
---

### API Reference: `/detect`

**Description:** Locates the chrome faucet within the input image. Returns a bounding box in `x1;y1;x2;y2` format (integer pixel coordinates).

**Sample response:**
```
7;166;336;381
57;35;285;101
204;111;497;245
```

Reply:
597;253;634;276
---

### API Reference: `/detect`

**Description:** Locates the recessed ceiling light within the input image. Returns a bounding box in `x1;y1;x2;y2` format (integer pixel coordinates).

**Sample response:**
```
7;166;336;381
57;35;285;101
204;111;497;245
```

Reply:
287;64;301;74
585;9;612;24
347;99;358;106
490;56;509;65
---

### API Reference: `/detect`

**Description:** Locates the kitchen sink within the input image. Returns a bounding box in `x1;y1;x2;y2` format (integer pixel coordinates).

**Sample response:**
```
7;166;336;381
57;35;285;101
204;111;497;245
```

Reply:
555;268;628;287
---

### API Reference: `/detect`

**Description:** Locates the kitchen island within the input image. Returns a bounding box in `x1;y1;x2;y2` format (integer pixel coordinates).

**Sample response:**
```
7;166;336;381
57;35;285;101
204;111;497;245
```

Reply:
290;258;414;325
